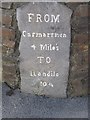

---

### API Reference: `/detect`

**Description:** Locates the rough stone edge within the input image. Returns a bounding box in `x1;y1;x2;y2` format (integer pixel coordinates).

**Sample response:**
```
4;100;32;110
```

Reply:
66;2;89;97
1;3;21;89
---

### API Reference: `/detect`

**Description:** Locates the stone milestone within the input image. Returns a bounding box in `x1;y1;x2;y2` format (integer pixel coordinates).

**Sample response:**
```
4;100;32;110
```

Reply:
17;2;72;98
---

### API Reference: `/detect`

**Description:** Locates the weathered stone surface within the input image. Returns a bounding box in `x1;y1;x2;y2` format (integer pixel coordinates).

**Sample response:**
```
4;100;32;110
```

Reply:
0;27;15;40
3;72;18;88
2;9;15;16
0;3;23;89
71;17;88;32
0;68;2;82
3;39;15;48
73;33;88;44
3;64;16;74
71;34;88;68
0;15;12;27
68;33;88;97
66;3;81;11
71;4;88;33
0;7;2;83
17;3;72;98
2;46;14;55
2;56;17;64
0;52;2;82
2;58;19;87
0;45;1;53
69;76;88;97
0;3;12;9
70;64;88;79
74;4;89;17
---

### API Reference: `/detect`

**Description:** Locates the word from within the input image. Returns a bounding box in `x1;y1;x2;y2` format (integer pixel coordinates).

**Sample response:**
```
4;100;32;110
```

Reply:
27;13;60;23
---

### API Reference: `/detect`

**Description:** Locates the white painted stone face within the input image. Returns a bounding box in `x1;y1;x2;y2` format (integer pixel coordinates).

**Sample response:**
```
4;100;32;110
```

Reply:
17;2;72;98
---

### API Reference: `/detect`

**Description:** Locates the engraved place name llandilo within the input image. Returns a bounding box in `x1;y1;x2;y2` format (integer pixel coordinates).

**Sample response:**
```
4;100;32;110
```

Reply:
17;3;72;97
30;71;59;77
